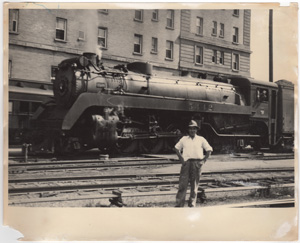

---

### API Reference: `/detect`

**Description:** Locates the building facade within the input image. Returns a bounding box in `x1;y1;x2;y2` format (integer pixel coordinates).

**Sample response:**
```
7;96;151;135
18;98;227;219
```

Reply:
179;9;251;79
8;8;251;85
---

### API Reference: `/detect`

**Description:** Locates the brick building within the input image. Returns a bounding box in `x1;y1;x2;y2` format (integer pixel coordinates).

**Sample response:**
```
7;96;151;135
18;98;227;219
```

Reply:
8;9;251;84
179;9;251;79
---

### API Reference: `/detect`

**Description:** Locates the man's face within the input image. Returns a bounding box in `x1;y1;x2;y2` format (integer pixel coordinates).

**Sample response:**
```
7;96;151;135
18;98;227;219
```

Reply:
188;127;197;137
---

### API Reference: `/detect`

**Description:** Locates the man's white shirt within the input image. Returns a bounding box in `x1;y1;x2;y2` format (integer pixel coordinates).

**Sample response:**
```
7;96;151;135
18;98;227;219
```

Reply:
175;135;213;161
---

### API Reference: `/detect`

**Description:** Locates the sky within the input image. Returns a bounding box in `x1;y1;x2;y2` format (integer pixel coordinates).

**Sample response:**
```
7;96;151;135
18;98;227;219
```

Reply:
250;6;298;83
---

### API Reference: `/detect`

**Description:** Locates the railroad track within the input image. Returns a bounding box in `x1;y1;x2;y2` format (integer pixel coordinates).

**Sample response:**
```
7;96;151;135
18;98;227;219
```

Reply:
9;168;294;195
8;152;294;174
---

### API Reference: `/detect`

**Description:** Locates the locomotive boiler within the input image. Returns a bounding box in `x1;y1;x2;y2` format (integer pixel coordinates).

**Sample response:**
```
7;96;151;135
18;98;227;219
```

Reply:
28;52;294;154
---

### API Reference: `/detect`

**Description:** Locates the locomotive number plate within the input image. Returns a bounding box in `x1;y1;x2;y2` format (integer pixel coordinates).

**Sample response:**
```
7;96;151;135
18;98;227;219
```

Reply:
189;102;213;111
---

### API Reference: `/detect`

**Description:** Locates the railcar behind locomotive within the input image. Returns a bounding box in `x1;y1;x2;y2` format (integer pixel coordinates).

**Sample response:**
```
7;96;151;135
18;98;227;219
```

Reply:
26;52;294;154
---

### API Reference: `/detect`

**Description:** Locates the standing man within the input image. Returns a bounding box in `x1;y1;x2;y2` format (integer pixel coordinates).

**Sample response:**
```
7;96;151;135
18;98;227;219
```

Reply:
174;120;213;207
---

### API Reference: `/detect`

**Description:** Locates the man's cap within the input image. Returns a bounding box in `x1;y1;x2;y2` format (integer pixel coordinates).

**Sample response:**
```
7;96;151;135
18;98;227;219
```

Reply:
188;120;199;129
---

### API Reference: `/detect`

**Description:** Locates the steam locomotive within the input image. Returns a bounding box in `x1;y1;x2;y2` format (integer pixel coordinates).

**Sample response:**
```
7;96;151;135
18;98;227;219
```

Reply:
26;52;294;154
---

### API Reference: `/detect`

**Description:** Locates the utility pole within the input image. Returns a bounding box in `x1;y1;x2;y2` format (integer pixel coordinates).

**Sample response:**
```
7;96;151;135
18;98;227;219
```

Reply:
269;9;273;82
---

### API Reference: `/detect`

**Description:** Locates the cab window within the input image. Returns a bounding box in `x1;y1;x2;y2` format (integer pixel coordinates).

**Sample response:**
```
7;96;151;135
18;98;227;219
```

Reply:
256;88;269;102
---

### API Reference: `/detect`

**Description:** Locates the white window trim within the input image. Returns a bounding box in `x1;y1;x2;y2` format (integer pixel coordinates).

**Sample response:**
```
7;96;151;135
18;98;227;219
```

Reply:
10;9;19;33
78;30;85;41
166;10;174;29
98;27;108;49
165;40;173;60
219;51;225;65
152;10;159;21
134;10;143;22
55;17;67;42
232;53;240;71
194;45;204;65
196;17;203;36
133;34;143;55
233;27;239;44
233;9;240;17
212;21;217;36
219;23;224;38
212;50;217;64
151;37;158;54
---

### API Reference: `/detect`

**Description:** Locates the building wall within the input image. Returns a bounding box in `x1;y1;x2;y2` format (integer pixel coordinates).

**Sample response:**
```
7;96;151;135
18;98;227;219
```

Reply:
8;9;251;84
179;9;251;78
98;9;181;75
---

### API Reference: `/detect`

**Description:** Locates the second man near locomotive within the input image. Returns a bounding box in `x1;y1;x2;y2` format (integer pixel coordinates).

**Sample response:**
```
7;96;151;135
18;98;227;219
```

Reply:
174;120;213;207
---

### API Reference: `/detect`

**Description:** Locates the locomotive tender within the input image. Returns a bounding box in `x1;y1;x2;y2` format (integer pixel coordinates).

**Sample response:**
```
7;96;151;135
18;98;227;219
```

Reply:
28;52;294;154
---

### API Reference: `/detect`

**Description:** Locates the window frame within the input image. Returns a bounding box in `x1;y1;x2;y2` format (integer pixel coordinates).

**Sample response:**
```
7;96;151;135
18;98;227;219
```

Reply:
165;40;174;60
195;45;204;65
233;27;239;44
9;9;19;33
212;21;217;36
196;17;203;36
219;23;224;38
78;30;85;41
99;9;108;14
232;53;240;71
152;10;159;21
219;51;225;65
55;17;67;42
166;10;174;29
212;50;217;64
98;27;108;49
233;9;240;17
134;10;143;22
151;37;158;54
133;34;143;55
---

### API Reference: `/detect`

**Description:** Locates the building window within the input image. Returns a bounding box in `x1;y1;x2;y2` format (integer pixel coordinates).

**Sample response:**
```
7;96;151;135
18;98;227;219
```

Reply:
9;9;19;33
51;66;58;82
98;27;107;48
212;50;217;63
151;37;158;53
233;9;239;17
134;34;143;54
152;10;158;21
233;27;239;43
99;9;108;14
212;21;217;36
9;60;12;78
9;101;13;114
55;18;67;41
134;10;143;21
78;30;85;41
196;17;203;35
232;53;239;70
195;46;203;65
219;51;225;65
166;10;174;29
220;23;224;37
166;40;173;59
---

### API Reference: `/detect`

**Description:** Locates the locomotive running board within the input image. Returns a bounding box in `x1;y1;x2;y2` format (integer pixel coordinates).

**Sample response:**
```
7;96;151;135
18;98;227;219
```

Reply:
61;92;252;130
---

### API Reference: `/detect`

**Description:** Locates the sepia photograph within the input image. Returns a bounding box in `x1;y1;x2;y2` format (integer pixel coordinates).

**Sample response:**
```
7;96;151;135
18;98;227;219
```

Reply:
3;2;298;241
